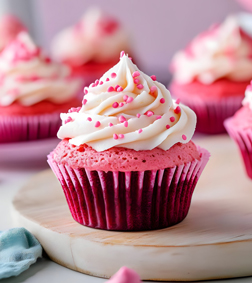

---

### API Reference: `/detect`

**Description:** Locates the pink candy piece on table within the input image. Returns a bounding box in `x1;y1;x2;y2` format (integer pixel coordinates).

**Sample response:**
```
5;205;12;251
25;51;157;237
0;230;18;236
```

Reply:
106;267;142;283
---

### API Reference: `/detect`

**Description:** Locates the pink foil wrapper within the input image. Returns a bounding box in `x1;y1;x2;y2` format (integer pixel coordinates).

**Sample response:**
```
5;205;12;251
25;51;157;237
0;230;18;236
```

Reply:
0;113;61;143
173;95;243;134
48;147;210;231
224;118;252;179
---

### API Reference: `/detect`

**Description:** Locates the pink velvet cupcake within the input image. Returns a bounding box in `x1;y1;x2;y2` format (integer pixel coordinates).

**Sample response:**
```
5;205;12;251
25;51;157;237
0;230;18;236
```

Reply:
225;82;252;179
170;14;252;134
51;8;131;86
48;52;210;231
0;32;82;143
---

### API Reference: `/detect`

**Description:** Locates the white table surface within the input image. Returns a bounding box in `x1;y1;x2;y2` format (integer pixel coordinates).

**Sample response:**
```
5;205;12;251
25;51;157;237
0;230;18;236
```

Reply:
1;137;252;283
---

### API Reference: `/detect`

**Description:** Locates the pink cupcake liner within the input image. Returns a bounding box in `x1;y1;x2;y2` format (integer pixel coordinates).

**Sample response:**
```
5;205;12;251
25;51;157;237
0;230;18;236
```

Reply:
0;113;62;143
174;95;243;134
224;118;252;179
48;146;210;231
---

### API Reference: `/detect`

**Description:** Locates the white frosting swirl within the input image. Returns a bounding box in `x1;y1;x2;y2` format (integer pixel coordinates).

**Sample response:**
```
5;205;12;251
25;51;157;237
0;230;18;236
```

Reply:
171;14;252;84
51;7;130;66
57;54;196;152
0;32;81;106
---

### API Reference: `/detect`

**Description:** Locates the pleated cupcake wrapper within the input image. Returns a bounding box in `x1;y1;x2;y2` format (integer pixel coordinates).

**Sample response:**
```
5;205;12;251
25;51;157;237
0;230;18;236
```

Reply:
48;147;209;231
224;118;252;179
0;113;61;143
175;95;243;134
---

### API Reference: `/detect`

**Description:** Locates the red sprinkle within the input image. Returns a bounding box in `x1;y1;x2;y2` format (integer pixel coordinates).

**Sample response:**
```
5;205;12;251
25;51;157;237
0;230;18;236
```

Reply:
170;116;175;122
99;81;103;85
118;134;124;139
146;110;154;117
166;124;170;129
113;134;118;139
82;98;87;105
124;121;128;127
108;86;115;92
84;88;88;95
150;86;157;94
123;95;128;101
138;129;143;133
119;115;126;123
156;115;162;120
109;123;114;127
120;51;125;58
119;102;124;107
117;86;123;92
115;84;120;91
111;72;117;78
106;78;110;81
112;102;119;108
134;78;140;84
136;113;141;118
87;117;92;121
182;134;187;140
160;98;165;104
137;84;143;89
132;71;140;78
175;98;180;104
174;106;181;114
126;96;134;103
95;121;101;127
151;75;156;81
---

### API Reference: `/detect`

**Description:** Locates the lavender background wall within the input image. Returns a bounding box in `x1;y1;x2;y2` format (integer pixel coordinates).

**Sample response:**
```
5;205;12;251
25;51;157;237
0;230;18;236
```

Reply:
36;0;244;78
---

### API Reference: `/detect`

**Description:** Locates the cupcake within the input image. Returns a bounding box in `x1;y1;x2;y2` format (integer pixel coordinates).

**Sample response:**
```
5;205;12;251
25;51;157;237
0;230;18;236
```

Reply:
51;7;131;86
48;52;210;231
0;32;82;143
225;81;252;179
170;14;252;134
0;14;26;52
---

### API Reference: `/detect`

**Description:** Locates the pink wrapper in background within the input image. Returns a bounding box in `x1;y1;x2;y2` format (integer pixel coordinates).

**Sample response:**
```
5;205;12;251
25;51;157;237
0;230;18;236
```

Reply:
0;113;62;143
48;146;210;231
173;95;243;134
224;118;252;179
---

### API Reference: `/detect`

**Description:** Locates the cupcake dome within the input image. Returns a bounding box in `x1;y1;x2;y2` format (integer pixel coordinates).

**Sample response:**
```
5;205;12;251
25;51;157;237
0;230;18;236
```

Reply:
170;14;252;134
48;52;209;231
0;32;82;143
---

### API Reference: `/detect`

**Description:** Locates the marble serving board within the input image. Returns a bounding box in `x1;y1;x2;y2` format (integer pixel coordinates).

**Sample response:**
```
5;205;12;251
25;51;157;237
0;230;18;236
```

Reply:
11;135;252;281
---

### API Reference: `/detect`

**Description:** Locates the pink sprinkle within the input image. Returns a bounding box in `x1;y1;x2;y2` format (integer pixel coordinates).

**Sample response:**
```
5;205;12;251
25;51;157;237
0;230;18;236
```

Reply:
129;57;132;60
146;110;154;117
84;88;88;95
150;86;157;94
120;51;125;58
87;117;92;121
174;106;181;114
91;83;96;87
134;78;140;84
111;72;117;78
109;123;113;127
132;71;140;78
65;117;73;124
136;113;141;118
115;84;120;91
137;84;143;89
160;98;165;104
106;78;110;81
108;86;114;92
95;79;99;86
99;81;103;85
166;124;170;129
126;96;134;103
151;75;156;81
118;134;124;139
138;129;143;133
68;107;81;113
119;115;126;123
156;115;162;120
182;134;187;140
117;86;123;92
124;121;128;127
175;98;180;104
95;121;101;127
113;134;118;140
112;102;119;108
82;98;87;105
123;95;128;101
119;102;124;107
170;116;175;122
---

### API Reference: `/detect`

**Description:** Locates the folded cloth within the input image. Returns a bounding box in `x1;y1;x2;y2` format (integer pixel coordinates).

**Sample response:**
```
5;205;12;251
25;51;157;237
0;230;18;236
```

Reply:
106;267;142;283
0;227;42;279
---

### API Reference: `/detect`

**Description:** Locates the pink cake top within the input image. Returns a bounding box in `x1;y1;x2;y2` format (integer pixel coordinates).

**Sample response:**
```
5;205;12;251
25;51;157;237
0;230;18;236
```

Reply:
227;105;252;129
0;14;26;52
51;7;130;66
106;267;141;283
50;138;200;171
171;14;252;84
0;32;81;107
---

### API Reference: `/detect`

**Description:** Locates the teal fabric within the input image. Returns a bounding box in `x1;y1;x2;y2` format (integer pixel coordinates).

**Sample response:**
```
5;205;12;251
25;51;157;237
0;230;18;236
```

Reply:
0;228;42;279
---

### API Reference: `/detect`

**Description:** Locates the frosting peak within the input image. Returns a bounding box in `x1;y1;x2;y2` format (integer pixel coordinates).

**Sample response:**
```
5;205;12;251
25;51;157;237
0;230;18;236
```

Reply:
0;32;81;106
171;14;252;84
57;53;196;152
51;8;130;66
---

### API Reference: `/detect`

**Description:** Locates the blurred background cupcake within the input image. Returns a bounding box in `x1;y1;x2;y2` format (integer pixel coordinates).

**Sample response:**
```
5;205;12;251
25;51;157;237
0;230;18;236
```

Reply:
170;13;252;134
0;32;82;143
51;7;132;86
